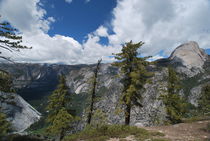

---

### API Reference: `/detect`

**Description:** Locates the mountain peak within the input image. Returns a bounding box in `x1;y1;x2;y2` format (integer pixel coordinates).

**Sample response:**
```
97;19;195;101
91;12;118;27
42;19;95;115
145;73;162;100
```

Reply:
169;41;208;69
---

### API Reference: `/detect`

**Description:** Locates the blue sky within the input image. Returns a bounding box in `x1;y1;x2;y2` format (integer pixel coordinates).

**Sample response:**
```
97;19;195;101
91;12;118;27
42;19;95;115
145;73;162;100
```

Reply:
43;0;116;42
0;0;210;64
206;49;210;54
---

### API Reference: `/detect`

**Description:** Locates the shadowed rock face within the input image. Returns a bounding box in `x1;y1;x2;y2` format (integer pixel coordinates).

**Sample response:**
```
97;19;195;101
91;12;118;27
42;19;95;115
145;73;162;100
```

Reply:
169;41;208;77
0;91;41;132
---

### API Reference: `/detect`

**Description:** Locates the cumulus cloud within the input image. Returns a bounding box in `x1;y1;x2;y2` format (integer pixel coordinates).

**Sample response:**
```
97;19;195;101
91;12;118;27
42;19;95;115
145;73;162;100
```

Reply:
95;26;109;37
65;0;73;4
108;0;210;57
1;0;210;64
0;0;119;64
0;0;54;34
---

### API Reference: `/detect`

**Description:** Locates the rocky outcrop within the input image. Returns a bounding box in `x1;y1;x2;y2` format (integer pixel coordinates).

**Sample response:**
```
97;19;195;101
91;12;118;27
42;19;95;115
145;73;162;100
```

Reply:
0;91;41;132
65;64;168;126
169;41;208;77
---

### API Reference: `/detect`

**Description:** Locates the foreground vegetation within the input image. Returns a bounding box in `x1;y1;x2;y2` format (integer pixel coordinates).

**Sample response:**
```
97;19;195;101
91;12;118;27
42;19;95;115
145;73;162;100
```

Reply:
63;124;166;141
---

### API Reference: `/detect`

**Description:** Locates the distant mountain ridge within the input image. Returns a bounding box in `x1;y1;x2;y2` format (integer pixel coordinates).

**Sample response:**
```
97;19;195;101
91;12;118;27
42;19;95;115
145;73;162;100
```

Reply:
0;41;210;130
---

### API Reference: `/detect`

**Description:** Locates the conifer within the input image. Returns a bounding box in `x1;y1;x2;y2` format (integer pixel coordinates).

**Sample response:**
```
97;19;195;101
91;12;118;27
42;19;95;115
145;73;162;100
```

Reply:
112;41;151;125
161;67;186;124
198;84;210;115
0;70;13;92
87;59;102;125
46;75;73;141
0;109;10;138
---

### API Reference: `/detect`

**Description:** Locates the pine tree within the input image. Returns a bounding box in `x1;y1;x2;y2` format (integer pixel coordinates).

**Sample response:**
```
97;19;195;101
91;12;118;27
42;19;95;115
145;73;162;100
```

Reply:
87;59;102;125
0;70;13;92
0;16;31;61
46;75;74;141
198;84;210;115
0;109;10;138
161;67;186;124
112;41;151;125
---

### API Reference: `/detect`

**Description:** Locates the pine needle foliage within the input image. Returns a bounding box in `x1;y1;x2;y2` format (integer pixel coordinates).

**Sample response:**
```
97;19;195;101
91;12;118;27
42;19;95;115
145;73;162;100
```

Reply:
0;16;31;61
161;67;187;124
198;84;210;115
0;70;13;92
0;110;10;137
46;75;74;141
90;109;107;128
112;41;152;125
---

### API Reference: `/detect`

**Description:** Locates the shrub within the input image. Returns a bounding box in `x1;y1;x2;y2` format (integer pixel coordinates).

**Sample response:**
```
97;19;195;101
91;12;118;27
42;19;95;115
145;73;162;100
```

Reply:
63;124;150;141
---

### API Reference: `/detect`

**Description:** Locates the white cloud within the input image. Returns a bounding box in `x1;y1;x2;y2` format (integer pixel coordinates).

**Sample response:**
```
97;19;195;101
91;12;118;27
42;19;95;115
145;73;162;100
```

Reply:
107;0;210;57
95;26;109;37
0;0;120;64
1;0;210;64
65;0;73;4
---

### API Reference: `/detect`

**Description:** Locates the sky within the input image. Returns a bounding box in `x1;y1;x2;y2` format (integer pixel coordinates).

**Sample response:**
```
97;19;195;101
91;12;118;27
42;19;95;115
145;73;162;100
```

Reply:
0;0;210;64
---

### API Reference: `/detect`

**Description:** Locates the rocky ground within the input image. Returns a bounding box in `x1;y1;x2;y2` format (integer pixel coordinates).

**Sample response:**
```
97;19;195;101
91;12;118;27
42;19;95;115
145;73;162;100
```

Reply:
108;120;210;141
144;120;210;141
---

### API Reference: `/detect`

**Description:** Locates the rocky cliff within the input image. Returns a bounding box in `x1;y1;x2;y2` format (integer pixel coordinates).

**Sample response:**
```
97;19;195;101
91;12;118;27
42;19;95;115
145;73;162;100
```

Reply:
0;91;41;132
0;41;209;129
169;41;208;77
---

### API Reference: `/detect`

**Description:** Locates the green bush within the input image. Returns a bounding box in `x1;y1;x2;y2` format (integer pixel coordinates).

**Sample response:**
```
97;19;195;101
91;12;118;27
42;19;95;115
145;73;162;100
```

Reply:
182;115;210;123
63;124;150;141
7;135;45;141
198;84;210;115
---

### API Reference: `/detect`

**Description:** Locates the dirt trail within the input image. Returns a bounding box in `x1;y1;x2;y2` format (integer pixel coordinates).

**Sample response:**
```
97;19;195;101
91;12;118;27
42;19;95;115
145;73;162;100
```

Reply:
143;120;210;141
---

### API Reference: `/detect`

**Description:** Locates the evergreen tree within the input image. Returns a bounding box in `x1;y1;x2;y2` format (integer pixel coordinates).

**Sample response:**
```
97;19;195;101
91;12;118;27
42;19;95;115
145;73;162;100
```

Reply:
0;109;10;138
46;76;74;141
161;67;186;124
198;84;210;115
0;70;13;92
112;41;151;125
0;16;31;61
87;59;102;125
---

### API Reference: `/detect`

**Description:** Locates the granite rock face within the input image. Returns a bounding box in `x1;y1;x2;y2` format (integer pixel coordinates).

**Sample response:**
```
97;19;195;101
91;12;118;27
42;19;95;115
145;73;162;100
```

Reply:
65;64;168;126
189;86;202;107
0;91;41;132
169;41;208;77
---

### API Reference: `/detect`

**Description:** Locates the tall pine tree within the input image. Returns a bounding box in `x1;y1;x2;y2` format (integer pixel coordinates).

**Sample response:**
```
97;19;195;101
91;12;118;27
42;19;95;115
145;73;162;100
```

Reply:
46;75;74;141
113;41;151;125
87;59;102;125
161;67;186;124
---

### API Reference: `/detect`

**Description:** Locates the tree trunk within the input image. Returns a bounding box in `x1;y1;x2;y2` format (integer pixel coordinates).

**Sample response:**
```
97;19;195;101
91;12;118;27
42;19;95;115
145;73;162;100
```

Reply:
87;59;102;124
125;102;131;125
59;128;65;141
